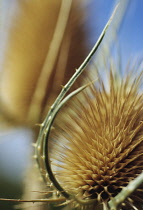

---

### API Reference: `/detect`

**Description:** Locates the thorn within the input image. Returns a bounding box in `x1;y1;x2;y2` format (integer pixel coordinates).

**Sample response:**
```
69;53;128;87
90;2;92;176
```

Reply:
44;130;47;135
51;126;55;130
61;85;65;89
38;145;41;150
48;116;52;120
50;105;54;111
41;155;45;160
50;183;53;188
33;155;37;159
35;123;44;127
32;143;37;147
44;128;49;135
56;191;60;196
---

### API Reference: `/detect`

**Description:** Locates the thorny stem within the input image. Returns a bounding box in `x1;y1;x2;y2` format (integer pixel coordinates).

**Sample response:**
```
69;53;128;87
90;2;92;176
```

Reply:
0;198;66;203
35;2;119;200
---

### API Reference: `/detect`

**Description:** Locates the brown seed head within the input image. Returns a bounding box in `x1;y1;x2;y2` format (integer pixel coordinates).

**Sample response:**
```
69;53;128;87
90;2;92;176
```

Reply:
49;67;143;209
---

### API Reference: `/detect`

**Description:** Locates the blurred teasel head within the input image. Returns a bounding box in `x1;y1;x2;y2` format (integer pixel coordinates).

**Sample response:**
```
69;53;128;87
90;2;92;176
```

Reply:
47;60;143;209
0;0;87;127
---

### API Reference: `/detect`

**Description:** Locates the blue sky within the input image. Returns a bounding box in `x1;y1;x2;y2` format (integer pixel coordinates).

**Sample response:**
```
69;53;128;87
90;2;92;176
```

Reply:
87;0;143;64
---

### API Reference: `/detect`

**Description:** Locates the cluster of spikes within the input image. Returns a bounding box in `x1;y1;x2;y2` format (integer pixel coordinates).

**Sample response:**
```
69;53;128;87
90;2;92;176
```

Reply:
48;65;143;209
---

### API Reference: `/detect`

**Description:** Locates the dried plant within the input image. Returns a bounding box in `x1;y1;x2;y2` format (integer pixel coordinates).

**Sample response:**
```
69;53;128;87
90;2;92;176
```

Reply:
1;1;143;210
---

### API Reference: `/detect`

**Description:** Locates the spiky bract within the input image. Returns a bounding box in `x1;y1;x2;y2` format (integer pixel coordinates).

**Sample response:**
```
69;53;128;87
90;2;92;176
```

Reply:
49;64;143;209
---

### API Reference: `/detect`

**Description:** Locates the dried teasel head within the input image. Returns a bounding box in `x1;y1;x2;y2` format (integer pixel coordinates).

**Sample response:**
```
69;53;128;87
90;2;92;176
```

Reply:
48;61;143;209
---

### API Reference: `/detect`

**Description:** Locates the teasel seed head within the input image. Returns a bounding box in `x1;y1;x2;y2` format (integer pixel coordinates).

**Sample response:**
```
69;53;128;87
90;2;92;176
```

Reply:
49;64;143;209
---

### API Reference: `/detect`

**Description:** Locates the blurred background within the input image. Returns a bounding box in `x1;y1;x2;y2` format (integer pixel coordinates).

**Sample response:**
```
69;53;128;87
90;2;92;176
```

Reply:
0;0;143;209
